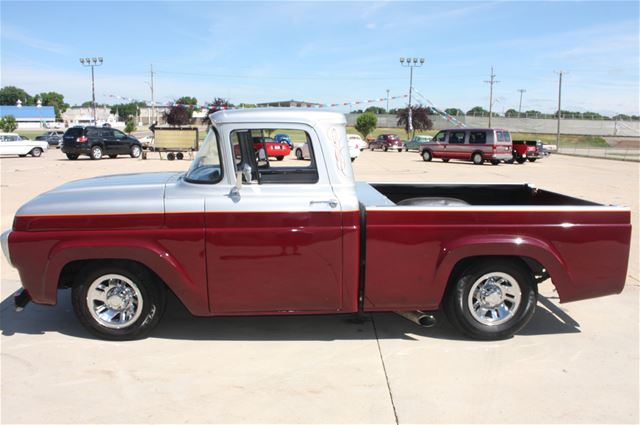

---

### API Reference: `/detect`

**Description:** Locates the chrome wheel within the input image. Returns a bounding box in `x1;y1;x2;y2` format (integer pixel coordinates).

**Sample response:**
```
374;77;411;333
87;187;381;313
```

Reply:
131;145;141;158
467;272;521;326
86;274;143;329
90;146;103;160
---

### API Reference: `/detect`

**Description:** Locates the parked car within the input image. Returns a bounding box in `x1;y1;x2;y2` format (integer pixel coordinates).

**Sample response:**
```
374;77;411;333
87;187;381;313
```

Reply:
273;133;293;149
347;134;366;151
512;140;542;164
0;133;48;157
420;128;512;165
297;135;360;162
404;135;433;152
35;131;65;147
253;136;291;161
61;126;142;160
2;109;631;341
369;134;403;152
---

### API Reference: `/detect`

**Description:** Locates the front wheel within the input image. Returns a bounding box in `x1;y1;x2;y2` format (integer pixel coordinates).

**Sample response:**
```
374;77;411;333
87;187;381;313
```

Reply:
404;147;409;152
490;159;500;165
109;154;118;159
421;150;432;162
384;146;388;152
444;260;537;340
276;156;284;161
295;149;303;160
528;158;537;163
72;264;166;340
516;158;526;164
130;145;141;158
66;153;79;160
30;147;43;157
442;158;450;163
89;145;103;160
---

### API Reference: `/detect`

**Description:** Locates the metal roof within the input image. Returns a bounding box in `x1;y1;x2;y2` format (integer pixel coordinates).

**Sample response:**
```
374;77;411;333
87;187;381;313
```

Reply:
210;108;345;126
0;105;55;119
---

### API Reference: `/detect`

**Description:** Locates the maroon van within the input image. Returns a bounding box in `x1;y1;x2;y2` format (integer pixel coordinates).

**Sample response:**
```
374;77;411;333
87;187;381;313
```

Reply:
420;128;512;165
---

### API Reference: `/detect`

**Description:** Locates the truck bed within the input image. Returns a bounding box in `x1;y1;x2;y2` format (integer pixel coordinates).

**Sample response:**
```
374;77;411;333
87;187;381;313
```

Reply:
356;181;631;312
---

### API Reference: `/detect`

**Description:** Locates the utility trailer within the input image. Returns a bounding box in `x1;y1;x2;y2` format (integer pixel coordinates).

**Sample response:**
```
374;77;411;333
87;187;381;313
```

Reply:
144;127;199;160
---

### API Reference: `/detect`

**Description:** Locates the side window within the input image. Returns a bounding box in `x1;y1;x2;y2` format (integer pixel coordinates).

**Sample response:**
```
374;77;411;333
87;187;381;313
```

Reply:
449;131;466;144
86;129;99;138
434;132;446;142
113;130;126;140
232;128;319;185
496;131;504;142
98;129;112;138
469;131;487;144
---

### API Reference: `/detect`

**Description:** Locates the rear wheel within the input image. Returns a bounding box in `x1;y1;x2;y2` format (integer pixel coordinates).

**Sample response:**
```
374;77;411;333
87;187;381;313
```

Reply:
295;148;303;160
490;159;500;166
442;158;450;163
472;152;484;165
30;147;43;157
444;260;537;340
109;154;118;159
276;156;284;161
89;145;103;160
528;158;537;163
66;153;79;160
384;146;388;152
516;158;526;164
130;145;141;158
72;264;166;341
404;147;409;152
422;150;432;162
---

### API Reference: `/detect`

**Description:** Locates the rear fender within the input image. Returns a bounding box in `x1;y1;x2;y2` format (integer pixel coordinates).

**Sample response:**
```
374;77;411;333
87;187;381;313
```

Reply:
433;234;572;304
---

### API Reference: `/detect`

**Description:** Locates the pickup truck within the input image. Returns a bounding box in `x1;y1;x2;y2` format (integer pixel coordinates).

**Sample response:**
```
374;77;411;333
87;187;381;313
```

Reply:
1;109;631;341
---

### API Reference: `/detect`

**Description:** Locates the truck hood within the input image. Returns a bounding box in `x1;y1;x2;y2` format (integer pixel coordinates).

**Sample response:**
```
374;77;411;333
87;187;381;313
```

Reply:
16;172;182;216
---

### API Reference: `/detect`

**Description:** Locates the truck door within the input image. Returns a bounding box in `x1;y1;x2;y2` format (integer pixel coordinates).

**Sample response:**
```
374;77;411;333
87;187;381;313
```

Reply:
205;126;344;314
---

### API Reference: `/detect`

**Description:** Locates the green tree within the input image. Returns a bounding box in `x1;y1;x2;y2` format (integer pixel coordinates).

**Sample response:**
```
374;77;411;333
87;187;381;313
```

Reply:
110;102;146;121
81;101;109;108
0;115;18;132
124;118;136;134
504;108;520;117
396;106;433;137
466;106;489;116
444;108;464;116
176;96;198;106
0;86;33;106
35;92;69;119
365;106;386;114
202;98;232;126
355;112;377;139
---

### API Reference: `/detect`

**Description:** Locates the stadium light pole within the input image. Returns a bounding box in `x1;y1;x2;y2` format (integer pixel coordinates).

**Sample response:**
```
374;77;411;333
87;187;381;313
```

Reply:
400;57;425;132
79;57;104;124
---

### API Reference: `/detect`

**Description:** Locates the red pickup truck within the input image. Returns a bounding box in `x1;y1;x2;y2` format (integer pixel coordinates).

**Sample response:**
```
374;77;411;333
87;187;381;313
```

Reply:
1;110;631;341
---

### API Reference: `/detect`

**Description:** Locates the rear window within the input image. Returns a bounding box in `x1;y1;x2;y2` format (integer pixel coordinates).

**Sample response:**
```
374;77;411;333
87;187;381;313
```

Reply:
64;128;84;138
497;131;511;142
387;135;399;140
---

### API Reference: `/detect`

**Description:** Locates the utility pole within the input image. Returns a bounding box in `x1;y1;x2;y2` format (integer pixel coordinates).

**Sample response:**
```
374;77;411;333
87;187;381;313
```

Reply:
150;64;156;125
517;89;526;115
555;71;565;150
386;89;390;112
484;67;499;127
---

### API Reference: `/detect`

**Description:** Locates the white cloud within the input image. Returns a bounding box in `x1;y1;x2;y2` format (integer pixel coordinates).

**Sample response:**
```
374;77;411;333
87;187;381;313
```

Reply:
1;25;67;54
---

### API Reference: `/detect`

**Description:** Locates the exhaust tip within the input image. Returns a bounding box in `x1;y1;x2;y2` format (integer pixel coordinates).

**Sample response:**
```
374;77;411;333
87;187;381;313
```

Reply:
395;311;437;328
418;314;436;328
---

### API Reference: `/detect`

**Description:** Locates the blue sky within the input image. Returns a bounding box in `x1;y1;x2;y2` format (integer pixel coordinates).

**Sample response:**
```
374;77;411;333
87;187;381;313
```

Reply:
1;1;638;115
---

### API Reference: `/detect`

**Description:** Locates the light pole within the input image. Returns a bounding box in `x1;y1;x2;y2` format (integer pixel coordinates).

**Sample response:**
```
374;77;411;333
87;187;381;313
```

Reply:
517;89;526;115
386;89;390;112
400;57;425;133
79;57;104;124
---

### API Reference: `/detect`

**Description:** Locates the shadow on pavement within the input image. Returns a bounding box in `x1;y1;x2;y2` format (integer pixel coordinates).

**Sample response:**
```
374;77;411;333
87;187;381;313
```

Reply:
0;290;579;342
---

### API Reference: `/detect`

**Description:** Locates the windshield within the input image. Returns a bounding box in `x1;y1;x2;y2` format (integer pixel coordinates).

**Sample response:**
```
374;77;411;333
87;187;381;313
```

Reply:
185;128;223;184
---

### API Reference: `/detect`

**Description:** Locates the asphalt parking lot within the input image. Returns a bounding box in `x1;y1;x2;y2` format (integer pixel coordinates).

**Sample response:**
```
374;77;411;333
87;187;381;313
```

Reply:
1;147;638;424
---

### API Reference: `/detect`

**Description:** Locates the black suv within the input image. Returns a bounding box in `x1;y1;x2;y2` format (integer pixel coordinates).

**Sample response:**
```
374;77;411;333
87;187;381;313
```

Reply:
61;126;142;160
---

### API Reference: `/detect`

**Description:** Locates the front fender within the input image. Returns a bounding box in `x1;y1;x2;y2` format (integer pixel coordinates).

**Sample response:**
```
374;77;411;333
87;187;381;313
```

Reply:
41;235;209;316
432;234;573;304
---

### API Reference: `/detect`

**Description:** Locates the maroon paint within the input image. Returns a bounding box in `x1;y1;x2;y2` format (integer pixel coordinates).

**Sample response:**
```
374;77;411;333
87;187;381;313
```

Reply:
363;209;631;311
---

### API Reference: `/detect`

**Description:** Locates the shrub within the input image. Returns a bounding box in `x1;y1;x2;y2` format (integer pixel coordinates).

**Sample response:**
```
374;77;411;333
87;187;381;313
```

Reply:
0;115;18;132
124;118;136;134
355;112;377;139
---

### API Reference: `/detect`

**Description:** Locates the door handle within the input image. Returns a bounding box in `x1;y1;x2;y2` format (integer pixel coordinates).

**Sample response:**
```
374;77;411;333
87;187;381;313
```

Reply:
310;199;338;208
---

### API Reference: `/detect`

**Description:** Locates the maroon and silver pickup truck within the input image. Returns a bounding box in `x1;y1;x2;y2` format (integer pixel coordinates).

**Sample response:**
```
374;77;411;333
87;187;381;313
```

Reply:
1;110;632;340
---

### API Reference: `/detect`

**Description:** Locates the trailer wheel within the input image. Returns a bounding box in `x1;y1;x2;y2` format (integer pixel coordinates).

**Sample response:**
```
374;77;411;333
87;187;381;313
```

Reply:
444;259;537;340
72;264;166;341
176;152;184;160
167;152;175;161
